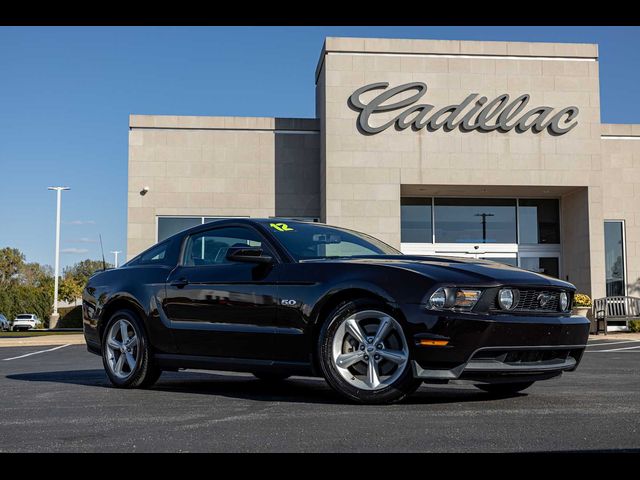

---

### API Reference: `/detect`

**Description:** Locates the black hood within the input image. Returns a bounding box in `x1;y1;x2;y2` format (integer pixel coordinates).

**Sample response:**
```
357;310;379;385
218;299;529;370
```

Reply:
304;255;575;289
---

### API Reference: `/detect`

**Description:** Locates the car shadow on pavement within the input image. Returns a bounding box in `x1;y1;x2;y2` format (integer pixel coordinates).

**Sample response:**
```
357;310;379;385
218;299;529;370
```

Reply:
6;369;520;405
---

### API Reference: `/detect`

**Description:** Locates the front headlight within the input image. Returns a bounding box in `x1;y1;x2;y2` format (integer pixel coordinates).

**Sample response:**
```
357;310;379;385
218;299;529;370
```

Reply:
427;287;482;311
559;292;569;312
428;288;447;309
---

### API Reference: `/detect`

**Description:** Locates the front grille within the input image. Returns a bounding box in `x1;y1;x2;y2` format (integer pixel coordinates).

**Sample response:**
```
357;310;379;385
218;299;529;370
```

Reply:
473;348;574;364
493;288;565;312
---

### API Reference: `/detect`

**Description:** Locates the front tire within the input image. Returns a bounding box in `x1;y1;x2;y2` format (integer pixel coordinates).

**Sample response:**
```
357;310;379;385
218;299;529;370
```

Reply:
318;299;421;404
476;381;535;396
101;309;161;389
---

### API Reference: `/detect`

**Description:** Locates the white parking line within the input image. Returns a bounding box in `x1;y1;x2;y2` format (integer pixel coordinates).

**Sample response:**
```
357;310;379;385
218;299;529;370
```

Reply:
2;344;72;361
588;345;640;353
587;340;640;347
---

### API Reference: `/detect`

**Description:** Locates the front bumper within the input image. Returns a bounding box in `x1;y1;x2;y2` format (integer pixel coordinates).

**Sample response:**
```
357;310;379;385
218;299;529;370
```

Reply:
402;305;590;382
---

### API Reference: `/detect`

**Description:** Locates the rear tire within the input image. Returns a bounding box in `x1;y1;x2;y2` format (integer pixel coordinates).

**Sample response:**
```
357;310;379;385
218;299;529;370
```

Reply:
252;372;291;382
318;299;421;404
101;309;161;389
476;381;535;395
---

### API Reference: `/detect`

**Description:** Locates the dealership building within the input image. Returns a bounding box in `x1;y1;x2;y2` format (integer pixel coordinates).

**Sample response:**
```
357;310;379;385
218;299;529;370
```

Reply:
127;37;640;324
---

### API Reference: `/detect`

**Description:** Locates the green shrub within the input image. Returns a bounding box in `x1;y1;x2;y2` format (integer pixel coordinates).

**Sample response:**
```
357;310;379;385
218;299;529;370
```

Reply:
58;305;83;328
629;320;640;333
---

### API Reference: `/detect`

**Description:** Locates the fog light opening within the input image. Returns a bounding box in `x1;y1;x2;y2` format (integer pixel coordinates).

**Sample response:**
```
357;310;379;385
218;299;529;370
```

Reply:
498;288;515;310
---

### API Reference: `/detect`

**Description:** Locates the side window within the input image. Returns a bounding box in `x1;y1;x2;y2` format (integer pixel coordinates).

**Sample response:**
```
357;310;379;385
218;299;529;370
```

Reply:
138;242;169;265
183;227;271;266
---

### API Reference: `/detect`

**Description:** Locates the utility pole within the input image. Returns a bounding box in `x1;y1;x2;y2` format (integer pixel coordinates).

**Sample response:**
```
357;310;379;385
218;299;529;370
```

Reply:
110;250;121;268
474;212;494;243
48;186;70;329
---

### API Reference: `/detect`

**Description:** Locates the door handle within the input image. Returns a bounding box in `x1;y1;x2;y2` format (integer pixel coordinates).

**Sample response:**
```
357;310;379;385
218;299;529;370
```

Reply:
171;277;189;288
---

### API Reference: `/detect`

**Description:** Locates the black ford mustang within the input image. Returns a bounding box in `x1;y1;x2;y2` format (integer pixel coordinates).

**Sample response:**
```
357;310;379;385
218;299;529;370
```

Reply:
83;218;590;404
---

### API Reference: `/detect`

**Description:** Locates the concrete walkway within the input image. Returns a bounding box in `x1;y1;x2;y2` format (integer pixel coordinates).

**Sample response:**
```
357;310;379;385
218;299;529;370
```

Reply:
0;334;86;347
589;332;640;341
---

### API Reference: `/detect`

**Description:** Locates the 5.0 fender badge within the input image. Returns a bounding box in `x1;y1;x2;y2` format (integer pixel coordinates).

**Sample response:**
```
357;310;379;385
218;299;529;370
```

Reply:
281;299;298;306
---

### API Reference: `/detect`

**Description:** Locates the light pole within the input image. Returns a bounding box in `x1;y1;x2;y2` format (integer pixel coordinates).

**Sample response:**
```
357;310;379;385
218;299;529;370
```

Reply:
110;250;121;268
474;212;495;243
48;186;70;329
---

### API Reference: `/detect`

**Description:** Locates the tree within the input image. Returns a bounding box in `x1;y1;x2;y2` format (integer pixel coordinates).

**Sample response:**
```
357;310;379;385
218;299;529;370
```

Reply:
0;247;25;287
0;247;54;324
58;277;83;304
63;259;112;287
19;262;54;287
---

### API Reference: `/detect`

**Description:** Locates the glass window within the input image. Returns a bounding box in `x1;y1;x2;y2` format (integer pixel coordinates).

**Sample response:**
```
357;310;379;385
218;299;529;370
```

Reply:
520;257;560;278
482;257;518;267
139;242;170;265
434;198;517;243
184;227;269;266
269;217;320;223
268;222;399;261
401;197;432;243
158;217;202;242
519;199;560;244
604;221;626;296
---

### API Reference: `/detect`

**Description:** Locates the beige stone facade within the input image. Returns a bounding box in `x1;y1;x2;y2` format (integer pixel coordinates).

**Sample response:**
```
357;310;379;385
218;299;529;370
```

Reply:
601;124;640;295
127;116;319;257
128;36;640;304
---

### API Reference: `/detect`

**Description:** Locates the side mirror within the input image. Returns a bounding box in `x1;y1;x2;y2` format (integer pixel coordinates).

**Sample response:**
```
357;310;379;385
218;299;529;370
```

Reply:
226;246;273;264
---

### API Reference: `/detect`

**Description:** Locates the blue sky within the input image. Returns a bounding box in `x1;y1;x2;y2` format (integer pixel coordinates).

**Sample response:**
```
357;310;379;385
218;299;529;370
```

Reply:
1;26;639;270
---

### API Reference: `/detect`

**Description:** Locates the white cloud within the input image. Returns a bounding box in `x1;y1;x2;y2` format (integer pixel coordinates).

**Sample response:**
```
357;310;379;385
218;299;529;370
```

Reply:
69;237;98;244
61;248;90;254
65;220;96;225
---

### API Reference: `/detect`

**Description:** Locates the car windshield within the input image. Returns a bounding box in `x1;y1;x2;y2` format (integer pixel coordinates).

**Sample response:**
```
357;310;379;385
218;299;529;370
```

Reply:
267;222;400;261
16;315;33;319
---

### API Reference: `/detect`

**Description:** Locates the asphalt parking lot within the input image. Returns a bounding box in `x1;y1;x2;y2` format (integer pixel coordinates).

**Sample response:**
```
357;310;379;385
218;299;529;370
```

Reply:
1;338;639;453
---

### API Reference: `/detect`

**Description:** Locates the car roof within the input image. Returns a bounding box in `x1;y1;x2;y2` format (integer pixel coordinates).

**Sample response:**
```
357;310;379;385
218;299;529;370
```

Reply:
126;218;318;265
168;218;317;239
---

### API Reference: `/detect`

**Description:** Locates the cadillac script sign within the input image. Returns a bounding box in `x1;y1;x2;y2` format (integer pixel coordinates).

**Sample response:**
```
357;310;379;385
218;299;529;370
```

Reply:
348;82;579;135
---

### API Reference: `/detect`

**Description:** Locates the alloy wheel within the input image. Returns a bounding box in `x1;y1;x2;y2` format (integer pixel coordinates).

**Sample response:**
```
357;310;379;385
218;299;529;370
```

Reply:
331;310;409;391
105;318;139;379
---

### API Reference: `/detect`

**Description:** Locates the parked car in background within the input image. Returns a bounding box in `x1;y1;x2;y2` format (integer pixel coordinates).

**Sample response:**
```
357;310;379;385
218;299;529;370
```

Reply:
83;218;590;404
0;314;9;331
12;314;41;331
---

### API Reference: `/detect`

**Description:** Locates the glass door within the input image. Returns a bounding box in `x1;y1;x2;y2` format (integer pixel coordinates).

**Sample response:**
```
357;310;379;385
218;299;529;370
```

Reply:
400;196;562;276
402;242;518;266
518;253;561;277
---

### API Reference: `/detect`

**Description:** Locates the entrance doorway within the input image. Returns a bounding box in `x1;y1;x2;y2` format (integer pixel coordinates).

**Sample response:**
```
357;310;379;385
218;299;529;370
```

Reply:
400;196;562;278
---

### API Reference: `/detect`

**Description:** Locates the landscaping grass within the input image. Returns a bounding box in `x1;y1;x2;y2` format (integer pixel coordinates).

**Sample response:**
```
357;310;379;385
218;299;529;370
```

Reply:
0;330;82;338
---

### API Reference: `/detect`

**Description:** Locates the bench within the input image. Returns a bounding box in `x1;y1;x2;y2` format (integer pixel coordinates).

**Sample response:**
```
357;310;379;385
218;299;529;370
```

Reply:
592;296;640;334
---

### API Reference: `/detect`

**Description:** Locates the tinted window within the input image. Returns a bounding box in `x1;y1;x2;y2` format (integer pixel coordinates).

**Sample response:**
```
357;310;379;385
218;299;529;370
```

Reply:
158;217;202;242
605;221;626;296
184;227;270;266
520;257;560;278
401;197;432;243
518;199;560;244
434;198;517;243
138;242;170;265
267;222;399;261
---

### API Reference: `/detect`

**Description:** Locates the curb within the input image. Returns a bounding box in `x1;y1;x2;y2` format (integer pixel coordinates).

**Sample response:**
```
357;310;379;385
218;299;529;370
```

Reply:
0;334;86;348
